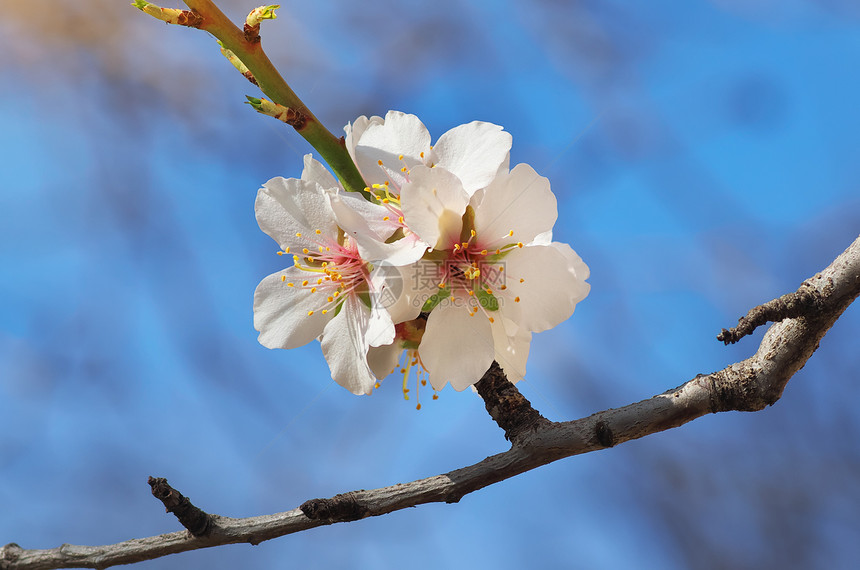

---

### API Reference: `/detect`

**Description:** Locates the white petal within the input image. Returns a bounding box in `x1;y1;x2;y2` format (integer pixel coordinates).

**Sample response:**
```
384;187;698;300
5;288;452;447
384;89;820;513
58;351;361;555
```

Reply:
371;262;425;325
501;245;590;332
367;342;403;380
301;154;339;190
255;177;338;250
551;241;591;283
420;303;494;391
354;111;431;186
532;230;553;245
253;268;333;349
432;121;512;195
491;318;531;384
328;190;397;242
474;163;557;249
357;233;429;268
319;296;382;395
344;114;384;164
400;165;469;250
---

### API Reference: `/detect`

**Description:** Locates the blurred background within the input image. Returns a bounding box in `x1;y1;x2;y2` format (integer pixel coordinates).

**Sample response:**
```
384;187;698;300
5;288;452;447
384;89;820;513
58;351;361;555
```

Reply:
2;1;859;568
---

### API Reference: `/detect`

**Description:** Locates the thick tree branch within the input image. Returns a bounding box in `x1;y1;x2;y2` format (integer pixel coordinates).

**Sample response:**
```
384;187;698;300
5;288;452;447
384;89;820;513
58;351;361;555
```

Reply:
3;235;858;570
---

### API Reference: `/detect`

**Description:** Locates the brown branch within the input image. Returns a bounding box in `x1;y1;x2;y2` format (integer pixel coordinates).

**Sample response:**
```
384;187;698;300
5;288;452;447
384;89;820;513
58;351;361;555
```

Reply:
717;282;825;344
3;236;858;569
147;477;213;537
473;361;551;444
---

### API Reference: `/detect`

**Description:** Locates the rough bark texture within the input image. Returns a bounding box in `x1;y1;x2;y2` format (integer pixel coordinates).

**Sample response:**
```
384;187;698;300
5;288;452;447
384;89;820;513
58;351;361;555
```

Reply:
3;236;858;570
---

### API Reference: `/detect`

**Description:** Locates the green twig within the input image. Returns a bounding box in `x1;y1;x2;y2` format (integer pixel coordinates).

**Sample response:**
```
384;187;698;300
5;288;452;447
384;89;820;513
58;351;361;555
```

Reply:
139;0;368;197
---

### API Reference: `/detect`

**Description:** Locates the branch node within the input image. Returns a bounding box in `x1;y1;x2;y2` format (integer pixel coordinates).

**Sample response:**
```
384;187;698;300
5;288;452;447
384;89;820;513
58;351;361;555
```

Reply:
474;362;551;444
1;543;22;566
300;492;369;522
594;419;615;447
148;476;213;536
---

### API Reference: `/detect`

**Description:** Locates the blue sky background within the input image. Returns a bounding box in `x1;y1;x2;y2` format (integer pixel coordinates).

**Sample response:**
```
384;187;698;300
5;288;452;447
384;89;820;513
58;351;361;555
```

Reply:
1;1;859;568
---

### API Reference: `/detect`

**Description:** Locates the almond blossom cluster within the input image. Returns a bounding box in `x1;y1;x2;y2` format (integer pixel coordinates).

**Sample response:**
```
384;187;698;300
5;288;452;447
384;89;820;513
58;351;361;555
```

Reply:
254;111;590;402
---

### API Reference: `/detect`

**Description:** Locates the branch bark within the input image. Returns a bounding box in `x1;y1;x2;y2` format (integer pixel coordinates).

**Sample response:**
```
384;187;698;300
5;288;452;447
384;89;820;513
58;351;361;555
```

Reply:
3;235;858;570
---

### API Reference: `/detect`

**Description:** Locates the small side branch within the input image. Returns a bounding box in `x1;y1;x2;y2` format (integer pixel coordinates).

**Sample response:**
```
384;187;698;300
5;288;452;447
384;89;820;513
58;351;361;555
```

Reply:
717;282;824;344
148;477;212;537
474;362;551;443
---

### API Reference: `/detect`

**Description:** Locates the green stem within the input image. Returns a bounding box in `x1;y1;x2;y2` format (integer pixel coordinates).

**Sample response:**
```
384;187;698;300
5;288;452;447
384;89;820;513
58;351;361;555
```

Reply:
182;0;369;198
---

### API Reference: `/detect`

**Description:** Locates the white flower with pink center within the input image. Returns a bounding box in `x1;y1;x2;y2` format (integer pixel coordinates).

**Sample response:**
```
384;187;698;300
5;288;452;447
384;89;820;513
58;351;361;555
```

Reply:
392;162;590;391
253;172;394;395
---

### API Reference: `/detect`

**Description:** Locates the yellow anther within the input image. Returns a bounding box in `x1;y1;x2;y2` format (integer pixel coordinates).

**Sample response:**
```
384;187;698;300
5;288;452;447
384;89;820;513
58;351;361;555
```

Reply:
281;275;286;282
322;309;328;315
311;287;317;293
480;249;488;255
508;230;514;237
420;151;425;158
307;310;314;316
377;159;383;166
327;296;334;302
470;230;476;237
398;216;404;223
285;247;290;254
374;382;381;389
488;317;495;323
318;246;324;253
454;244;461;251
383;216;390;221
302;248;309;254
317;278;324;284
277;251;284;256
517;242;524;248
315;229;321;234
468;290;474;296
495;249;501;255
398;154;404;160
382;198;390;204
438;282;445;288
296;232;302;237
400;167;408;172
302;280;309;286
500;285;507;290
486;288;493;295
520;278;525;283
286;282;294;287
384;180;389;186
515;296;521;302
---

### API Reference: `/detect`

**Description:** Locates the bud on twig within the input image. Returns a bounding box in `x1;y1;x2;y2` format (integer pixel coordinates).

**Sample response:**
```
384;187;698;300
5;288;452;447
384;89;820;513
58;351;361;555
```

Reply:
132;0;204;27
244;4;280;43
218;41;258;85
246;96;307;129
